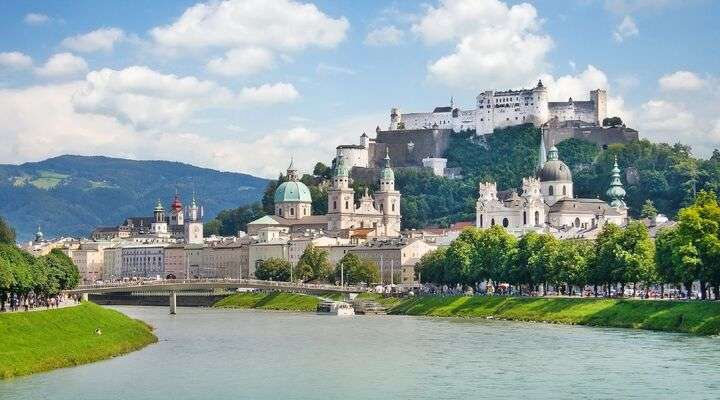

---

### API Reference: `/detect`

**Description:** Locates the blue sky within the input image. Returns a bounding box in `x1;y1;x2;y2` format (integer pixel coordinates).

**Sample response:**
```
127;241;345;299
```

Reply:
0;0;718;177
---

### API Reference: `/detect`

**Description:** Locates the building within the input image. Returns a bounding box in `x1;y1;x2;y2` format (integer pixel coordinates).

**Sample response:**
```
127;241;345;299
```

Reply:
120;244;166;279
389;81;607;135
248;227;290;278
475;140;628;236
348;238;437;284
248;156;402;238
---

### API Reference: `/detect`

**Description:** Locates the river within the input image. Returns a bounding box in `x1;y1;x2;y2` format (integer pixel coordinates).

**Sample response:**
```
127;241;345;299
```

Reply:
2;306;718;399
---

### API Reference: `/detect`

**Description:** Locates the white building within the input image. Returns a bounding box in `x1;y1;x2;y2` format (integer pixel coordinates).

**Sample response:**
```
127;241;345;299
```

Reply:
389;81;608;135
476;141;628;236
120;244;166;279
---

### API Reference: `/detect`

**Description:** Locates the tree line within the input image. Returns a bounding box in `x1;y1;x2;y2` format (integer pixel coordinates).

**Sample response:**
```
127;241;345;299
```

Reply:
0;216;80;310
255;245;379;285
417;191;720;300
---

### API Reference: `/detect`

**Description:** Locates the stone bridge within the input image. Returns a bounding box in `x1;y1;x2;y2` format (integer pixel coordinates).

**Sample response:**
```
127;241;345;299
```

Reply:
65;278;365;314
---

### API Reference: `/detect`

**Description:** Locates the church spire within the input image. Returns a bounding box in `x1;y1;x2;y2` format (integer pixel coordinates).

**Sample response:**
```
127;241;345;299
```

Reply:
286;157;299;181
606;156;626;208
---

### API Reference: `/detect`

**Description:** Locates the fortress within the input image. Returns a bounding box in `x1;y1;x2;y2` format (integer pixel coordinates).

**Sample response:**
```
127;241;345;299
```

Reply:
335;81;638;178
389;80;608;134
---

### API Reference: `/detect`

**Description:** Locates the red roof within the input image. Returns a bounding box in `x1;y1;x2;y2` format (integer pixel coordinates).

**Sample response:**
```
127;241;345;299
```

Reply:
171;194;183;211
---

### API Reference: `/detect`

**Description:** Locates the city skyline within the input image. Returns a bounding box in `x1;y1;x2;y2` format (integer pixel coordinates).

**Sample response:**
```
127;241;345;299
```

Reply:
0;0;718;178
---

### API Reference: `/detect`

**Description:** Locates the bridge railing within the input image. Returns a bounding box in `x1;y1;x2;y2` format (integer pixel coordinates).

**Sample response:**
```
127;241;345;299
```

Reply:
69;278;365;292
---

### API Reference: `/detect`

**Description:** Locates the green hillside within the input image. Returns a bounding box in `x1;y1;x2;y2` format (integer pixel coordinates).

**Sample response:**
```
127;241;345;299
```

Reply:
0;155;267;241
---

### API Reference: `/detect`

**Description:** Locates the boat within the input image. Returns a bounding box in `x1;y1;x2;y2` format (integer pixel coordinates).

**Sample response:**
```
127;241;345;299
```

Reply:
316;301;355;316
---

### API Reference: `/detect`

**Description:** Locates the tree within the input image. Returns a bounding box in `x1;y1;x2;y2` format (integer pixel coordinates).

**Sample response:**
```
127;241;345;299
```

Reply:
335;253;379;285
415;248;447;284
670;190;720;299
654;227;679;297
296;245;332;282
0;216;15;245
549;240;589;295
313;162;333;180
205;203;266;236
602;116;623;127
640;200;658;219
516;232;558;295
472;225;517;289
594;223;623;295
612;222;655;296
254;258;291;282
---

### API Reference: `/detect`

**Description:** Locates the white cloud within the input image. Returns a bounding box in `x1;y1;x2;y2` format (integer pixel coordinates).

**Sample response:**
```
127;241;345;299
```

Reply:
413;0;553;88
0;52;33;70
0;81;376;178
71;66;298;129
365;25;404;46
150;0;348;52
35;53;88;78
61;28;126;53
237;82;299;105
637;100;696;136
316;63;355;75
613;15;638;42
659;70;705;91
24;13;49;26
206;47;274;76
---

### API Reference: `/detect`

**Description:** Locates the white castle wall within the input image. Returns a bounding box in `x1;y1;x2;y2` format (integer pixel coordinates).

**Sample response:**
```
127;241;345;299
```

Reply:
390;84;604;135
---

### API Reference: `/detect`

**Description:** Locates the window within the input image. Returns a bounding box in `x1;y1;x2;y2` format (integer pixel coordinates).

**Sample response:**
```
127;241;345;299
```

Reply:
491;218;495;226
345;200;349;210
333;200;337;210
535;211;540;226
562;186;567;196
523;211;527;225
479;214;483;227
574;217;581;228
502;218;509;228
278;208;283;217
290;207;294;216
391;203;395;212
380;203;384;211
548;185;554;196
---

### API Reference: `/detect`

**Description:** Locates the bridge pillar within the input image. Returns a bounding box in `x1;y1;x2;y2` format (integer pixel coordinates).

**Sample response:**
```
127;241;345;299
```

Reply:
81;293;89;302
169;291;177;315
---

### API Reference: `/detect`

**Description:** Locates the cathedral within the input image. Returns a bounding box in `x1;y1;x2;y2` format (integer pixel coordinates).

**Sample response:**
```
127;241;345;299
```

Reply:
475;136;628;235
248;153;401;238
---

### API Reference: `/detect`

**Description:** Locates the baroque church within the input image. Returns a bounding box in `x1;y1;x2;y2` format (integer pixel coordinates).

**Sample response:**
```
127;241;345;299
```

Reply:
248;152;401;238
475;136;628;236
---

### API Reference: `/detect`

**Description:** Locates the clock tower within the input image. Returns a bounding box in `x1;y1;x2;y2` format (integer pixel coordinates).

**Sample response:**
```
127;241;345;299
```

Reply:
184;195;204;244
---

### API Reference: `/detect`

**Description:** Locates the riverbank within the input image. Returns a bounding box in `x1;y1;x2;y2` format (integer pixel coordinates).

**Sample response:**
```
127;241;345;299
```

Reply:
0;302;157;379
214;292;322;312
388;296;720;335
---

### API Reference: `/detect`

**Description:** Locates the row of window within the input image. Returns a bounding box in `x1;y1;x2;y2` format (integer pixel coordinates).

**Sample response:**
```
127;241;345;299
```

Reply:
478;210;541;228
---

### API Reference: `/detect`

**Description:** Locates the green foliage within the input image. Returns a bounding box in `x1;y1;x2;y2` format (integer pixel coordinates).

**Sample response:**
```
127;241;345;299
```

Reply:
335;253;379;285
0;244;80;308
254;258;291;282
602;116;623;127
204;202;265;236
640;199;658;218
556;138;600;168
296;245;332;282
0;216;15;245
0;302;157;378
388;296;720;335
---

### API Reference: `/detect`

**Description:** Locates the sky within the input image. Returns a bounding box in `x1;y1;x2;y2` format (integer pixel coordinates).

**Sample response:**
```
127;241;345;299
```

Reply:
0;0;718;178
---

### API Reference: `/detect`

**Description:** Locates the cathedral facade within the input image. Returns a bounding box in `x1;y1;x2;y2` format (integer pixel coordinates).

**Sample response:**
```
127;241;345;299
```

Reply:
476;138;628;236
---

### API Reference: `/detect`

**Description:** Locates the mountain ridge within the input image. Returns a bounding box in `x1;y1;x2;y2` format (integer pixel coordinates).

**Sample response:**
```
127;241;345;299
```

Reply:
0;155;268;241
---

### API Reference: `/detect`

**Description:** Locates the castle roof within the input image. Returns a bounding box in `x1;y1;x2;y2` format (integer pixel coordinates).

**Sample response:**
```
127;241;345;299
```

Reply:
432;106;453;113
548;198;621;216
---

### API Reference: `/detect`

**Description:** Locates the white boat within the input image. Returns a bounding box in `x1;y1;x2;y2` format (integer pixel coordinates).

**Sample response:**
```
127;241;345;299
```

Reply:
316;301;355;316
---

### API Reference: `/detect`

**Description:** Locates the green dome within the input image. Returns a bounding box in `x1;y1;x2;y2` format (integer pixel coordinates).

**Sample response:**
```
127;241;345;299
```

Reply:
381;166;394;181
274;180;312;204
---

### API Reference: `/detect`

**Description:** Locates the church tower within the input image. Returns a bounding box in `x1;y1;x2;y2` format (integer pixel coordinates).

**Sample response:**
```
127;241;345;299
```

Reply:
184;194;204;244
374;149;401;236
169;191;184;226
326;154;355;231
151;200;168;235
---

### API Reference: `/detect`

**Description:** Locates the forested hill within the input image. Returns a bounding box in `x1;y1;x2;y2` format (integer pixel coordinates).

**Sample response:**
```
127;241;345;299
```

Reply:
0;155;267;241
206;124;720;236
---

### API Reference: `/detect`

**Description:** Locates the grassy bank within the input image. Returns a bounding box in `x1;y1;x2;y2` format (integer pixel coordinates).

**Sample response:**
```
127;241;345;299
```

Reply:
389;296;720;335
214;292;322;312
0;302;157;379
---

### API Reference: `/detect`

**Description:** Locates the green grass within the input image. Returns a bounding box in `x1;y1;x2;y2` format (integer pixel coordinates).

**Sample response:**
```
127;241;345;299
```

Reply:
214;292;322;312
389;296;720;335
356;292;405;308
0;303;157;379
29;170;70;189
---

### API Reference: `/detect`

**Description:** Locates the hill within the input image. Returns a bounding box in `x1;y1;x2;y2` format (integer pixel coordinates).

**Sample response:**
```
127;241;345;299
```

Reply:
207;124;720;234
0;155;267;241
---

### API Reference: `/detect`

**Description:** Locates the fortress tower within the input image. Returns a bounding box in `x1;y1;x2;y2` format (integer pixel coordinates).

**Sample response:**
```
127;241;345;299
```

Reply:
590;89;607;125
